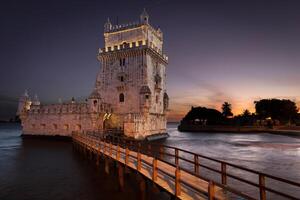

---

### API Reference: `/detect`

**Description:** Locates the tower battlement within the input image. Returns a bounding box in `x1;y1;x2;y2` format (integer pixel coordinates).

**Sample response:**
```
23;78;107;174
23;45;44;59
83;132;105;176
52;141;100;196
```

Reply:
98;40;168;63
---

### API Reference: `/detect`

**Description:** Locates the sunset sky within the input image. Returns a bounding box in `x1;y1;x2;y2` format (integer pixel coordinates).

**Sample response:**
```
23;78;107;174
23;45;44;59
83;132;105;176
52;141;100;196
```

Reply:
1;0;300;121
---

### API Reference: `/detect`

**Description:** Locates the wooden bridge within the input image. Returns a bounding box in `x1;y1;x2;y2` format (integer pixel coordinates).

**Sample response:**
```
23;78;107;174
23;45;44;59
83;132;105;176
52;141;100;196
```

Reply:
72;132;300;200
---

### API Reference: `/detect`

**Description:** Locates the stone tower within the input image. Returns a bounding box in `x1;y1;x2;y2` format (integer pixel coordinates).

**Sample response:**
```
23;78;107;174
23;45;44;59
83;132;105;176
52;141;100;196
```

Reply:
96;10;169;139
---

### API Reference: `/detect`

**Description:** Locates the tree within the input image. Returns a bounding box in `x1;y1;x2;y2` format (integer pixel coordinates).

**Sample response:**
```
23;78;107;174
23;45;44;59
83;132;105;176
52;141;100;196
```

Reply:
182;106;224;125
255;99;298;124
222;102;233;118
242;109;251;117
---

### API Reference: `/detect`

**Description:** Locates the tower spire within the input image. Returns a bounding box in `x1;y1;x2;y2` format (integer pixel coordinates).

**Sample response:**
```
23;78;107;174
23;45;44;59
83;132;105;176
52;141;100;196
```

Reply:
140;8;149;24
104;17;112;32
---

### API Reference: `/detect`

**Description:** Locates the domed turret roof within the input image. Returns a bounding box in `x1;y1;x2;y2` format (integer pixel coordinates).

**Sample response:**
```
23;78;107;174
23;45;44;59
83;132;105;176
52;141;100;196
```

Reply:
89;89;101;99
139;85;151;94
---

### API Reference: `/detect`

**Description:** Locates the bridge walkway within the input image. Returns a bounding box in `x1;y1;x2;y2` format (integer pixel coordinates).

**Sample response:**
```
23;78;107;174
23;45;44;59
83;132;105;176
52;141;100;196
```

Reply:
72;133;300;200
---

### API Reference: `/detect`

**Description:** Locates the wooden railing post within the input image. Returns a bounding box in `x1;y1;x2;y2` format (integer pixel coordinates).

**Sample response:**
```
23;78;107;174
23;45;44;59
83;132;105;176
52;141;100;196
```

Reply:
208;180;215;200
194;154;199;174
175;166;181;196
259;174;266;200
116;144;120;161
137;149;141;171
125;148;129;165
221;162;227;185
152;158;157;182
175;148;179;166
159;146;164;159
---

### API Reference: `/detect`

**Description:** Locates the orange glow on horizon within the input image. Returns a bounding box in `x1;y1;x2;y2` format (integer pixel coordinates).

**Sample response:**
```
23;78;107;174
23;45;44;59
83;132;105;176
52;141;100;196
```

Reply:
167;100;300;122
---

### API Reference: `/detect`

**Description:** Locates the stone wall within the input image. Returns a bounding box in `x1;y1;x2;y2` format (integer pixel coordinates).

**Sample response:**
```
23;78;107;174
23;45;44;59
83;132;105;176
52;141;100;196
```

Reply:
21;102;105;137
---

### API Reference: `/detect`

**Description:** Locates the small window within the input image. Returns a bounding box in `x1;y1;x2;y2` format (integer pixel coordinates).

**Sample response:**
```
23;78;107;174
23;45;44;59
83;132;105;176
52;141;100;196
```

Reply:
75;124;81;131
93;100;97;106
123;58;125;66
120;76;124;82
120;59;122;66
63;124;69;130
119;93;124;102
145;94;149;99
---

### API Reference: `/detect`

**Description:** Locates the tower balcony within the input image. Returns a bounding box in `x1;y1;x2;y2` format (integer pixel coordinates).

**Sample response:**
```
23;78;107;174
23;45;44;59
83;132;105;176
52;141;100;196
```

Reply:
98;40;168;63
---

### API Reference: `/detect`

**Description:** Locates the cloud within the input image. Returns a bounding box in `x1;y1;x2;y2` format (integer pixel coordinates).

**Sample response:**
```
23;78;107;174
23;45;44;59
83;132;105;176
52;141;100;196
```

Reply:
167;79;237;121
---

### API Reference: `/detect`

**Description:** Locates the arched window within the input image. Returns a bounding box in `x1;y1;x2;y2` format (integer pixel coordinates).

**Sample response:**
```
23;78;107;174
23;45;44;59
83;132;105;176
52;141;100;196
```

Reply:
93;100;97;106
119;93;124;102
120;58;126;66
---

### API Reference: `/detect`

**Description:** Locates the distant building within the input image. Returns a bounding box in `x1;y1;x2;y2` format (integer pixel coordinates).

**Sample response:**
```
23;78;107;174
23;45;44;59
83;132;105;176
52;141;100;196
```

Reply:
18;10;169;139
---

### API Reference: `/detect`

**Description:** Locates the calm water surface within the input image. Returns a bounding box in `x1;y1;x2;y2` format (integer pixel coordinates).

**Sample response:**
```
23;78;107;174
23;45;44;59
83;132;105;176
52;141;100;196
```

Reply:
0;123;167;200
1;123;300;199
165;123;300;182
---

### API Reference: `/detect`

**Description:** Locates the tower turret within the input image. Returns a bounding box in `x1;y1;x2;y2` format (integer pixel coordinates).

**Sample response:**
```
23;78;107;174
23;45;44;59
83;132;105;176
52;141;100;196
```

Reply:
88;88;102;113
140;8;149;24
17;90;31;116
32;94;40;106
104;18;112;32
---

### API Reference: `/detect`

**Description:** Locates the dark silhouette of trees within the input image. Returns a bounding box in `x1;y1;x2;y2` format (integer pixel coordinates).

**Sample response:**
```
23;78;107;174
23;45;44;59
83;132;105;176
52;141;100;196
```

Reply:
179;99;299;127
233;109;254;126
182;106;224;125
222;102;233;118
255;99;298;123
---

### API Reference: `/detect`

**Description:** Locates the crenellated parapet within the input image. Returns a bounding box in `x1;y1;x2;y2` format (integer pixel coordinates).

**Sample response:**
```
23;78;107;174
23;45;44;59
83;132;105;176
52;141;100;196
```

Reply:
98;40;168;63
27;102;112;115
105;21;141;33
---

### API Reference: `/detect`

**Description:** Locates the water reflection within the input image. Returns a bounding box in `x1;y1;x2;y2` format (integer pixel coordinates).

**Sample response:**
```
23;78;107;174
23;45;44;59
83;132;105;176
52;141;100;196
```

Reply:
0;123;168;200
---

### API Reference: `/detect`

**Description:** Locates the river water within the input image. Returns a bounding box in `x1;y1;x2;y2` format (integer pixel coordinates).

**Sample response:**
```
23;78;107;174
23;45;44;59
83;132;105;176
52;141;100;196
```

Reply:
1;123;300;199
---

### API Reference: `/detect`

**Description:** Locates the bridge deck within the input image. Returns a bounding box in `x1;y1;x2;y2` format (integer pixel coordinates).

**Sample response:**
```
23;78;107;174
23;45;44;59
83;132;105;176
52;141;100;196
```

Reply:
73;134;226;200
72;133;300;200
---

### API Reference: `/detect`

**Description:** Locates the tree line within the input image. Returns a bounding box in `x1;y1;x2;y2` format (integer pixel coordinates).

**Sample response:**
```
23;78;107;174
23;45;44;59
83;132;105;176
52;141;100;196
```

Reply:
181;99;300;126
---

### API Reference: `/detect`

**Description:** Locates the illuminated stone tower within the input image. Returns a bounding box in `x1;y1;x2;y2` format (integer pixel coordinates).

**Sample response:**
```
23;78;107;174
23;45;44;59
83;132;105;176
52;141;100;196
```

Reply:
96;10;169;138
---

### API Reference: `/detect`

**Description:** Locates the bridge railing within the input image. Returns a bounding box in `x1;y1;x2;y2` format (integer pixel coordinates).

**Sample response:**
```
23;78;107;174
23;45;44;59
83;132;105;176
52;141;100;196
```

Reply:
74;132;300;200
